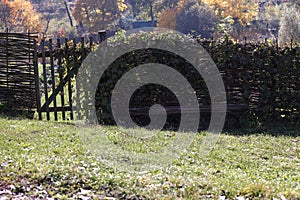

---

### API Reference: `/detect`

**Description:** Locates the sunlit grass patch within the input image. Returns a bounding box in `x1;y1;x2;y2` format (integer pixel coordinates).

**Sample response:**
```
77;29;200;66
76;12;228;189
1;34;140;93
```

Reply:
0;118;299;199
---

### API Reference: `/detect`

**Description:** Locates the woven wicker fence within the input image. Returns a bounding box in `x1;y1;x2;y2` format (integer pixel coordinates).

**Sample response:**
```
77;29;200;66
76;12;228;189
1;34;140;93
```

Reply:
0;31;37;117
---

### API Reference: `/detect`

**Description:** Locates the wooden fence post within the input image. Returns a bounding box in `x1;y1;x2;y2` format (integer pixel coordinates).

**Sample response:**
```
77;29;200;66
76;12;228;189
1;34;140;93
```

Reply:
75;37;86;120
34;40;42;120
67;38;76;120
98;30;106;43
60;38;66;120
89;36;93;49
42;39;50;120
49;39;58;121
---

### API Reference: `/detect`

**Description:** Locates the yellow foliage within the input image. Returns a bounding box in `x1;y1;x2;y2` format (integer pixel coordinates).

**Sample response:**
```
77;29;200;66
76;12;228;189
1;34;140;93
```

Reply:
117;0;127;12
175;0;258;26
2;0;43;32
202;0;259;25
177;0;191;8
73;0;126;32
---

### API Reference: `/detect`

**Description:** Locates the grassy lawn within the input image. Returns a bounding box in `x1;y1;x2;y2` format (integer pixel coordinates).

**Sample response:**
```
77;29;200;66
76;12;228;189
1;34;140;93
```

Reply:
0;117;299;199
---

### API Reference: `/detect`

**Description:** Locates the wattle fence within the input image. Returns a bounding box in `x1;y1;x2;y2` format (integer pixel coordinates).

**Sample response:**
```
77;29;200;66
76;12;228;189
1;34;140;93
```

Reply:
0;31;36;117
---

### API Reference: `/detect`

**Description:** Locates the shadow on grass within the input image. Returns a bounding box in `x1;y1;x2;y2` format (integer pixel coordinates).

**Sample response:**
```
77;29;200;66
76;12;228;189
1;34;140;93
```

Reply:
224;123;300;137
218;111;300;137
0;104;298;137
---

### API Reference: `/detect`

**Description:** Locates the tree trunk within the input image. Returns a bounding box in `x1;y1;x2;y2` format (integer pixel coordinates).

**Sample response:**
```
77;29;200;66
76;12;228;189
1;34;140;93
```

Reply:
84;5;91;32
63;0;73;27
44;15;51;35
149;0;154;25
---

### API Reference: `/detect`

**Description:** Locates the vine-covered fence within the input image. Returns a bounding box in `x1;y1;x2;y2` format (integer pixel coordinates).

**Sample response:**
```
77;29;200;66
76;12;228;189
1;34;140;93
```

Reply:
199;39;300;124
93;36;300;126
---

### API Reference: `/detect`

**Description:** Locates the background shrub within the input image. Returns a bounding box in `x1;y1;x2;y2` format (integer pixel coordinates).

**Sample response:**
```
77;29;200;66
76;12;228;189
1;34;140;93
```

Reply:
175;1;218;38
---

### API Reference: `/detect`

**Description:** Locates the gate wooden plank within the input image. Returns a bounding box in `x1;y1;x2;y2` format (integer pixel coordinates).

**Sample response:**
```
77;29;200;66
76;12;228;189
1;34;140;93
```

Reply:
42;39;50;120
65;38;74;120
49;39;58;121
34;40;42;120
40;66;78;111
67;39;76;120
57;39;66;120
41;106;72;112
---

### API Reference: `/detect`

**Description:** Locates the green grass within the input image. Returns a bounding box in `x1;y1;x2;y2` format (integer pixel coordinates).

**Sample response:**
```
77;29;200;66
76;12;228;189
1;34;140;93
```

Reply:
0;117;299;199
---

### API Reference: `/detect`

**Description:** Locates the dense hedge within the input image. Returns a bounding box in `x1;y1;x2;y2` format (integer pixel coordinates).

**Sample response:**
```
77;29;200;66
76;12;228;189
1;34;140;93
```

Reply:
199;39;300;125
73;31;300;128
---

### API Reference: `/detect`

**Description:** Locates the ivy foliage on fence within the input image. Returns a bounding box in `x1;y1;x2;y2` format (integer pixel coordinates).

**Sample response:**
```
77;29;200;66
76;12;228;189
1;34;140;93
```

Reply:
199;39;300;125
59;31;300;127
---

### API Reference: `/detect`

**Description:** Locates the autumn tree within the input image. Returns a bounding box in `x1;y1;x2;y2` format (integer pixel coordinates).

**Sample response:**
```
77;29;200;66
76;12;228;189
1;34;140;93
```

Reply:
158;0;258;25
73;0;127;33
176;1;218;38
35;0;63;34
157;0;258;37
157;0;191;30
278;4;300;46
203;0;258;26
126;0;182;23
0;0;43;32
157;8;179;30
126;0;156;22
0;1;11;30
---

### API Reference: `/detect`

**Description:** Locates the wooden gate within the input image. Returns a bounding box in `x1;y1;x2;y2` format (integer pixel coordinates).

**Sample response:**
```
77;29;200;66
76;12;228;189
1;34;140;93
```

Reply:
35;31;106;120
0;30;37;117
